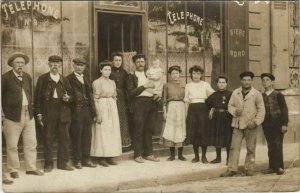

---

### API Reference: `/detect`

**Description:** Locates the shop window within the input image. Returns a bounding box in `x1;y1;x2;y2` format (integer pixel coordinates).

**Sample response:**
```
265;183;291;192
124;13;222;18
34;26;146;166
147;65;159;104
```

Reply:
148;1;223;86
62;1;90;78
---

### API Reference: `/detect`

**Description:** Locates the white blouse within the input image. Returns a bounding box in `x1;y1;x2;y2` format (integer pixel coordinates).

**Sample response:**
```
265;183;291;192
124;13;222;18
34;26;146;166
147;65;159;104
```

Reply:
184;81;215;103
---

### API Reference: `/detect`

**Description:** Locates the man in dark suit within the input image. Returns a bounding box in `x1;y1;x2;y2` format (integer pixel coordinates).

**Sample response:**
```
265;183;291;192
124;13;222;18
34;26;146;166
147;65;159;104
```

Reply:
126;54;160;163
2;52;43;179
67;58;96;169
34;55;74;172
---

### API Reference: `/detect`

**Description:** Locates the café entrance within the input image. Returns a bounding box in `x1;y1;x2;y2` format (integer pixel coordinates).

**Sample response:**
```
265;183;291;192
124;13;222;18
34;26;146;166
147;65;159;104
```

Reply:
97;12;143;76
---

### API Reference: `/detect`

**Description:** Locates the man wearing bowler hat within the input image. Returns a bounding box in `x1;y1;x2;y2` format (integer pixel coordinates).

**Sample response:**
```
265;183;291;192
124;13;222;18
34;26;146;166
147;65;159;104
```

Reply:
2;52;44;179
67;58;96;169
261;73;288;175
34;55;74;172
126;54;160;163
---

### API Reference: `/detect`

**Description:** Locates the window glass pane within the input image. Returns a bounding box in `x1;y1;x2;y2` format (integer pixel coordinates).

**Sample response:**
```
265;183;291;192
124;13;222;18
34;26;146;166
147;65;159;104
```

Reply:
32;1;62;84
167;1;186;76
148;1;167;82
62;1;90;77
204;1;221;87
186;1;204;78
1;2;33;76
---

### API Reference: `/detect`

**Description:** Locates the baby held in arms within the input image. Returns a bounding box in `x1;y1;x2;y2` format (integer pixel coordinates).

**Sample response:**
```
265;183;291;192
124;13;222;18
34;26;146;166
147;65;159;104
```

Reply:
146;59;164;101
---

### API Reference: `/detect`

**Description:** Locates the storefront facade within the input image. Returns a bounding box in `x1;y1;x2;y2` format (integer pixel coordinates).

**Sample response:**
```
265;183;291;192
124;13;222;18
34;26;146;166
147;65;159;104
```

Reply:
1;1;299;145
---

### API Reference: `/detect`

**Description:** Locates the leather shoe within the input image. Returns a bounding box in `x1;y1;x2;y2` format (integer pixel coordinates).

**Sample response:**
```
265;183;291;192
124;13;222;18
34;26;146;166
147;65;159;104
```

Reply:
82;161;97;168
277;168;285;175
58;165;74;171
74;162;82;169
145;155;160;162
26;170;44;176
99;159;109;167
210;158;221;164
134;156;144;163
3;178;13;185
201;157;209;164
106;158;118;165
10;172;19;179
178;156;186;161
167;156;175;161
220;170;237;177
44;165;53;173
262;168;276;174
192;157;200;163
245;170;255;176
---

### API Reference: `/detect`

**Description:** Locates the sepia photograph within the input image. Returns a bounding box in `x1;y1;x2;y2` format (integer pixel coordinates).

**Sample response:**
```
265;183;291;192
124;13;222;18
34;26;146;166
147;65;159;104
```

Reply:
0;0;299;192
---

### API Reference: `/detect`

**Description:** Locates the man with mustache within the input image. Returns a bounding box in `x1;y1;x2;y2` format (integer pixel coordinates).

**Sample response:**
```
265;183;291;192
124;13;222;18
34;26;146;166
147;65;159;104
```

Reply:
35;55;74;172
126;54;160;163
2;52;44;180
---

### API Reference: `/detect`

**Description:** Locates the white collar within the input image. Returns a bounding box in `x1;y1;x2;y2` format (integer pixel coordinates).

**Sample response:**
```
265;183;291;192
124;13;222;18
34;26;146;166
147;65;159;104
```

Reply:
74;72;83;77
13;70;23;78
50;73;60;82
265;89;274;96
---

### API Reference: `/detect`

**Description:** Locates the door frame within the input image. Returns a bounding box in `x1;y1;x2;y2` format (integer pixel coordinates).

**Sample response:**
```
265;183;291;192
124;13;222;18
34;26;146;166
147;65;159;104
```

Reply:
92;5;148;80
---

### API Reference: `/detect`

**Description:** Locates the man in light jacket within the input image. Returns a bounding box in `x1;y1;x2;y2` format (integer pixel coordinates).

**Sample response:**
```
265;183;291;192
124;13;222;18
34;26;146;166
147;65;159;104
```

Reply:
221;71;265;177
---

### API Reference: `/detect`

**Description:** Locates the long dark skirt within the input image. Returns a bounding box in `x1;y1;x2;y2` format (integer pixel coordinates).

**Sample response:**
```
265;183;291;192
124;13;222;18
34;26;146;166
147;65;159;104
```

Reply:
209;111;232;147
116;89;131;147
185;103;210;146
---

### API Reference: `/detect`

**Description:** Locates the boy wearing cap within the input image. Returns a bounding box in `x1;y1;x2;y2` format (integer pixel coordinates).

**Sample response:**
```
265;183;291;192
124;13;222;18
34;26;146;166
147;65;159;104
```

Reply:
34;55;74;172
67;58;96;169
2;52;43;179
221;71;265;177
261;73;288;175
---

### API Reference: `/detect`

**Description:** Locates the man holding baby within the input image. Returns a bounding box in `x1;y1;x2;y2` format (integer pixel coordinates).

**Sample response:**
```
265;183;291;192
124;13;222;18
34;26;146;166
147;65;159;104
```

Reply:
126;54;162;163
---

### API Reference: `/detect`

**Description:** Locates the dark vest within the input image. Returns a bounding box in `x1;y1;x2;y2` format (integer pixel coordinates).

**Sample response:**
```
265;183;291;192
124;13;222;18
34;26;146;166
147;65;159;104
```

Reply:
1;70;34;122
263;91;282;119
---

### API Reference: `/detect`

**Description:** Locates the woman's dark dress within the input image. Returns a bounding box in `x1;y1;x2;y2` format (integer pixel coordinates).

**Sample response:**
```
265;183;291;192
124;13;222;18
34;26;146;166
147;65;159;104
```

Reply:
110;66;131;147
206;90;233;147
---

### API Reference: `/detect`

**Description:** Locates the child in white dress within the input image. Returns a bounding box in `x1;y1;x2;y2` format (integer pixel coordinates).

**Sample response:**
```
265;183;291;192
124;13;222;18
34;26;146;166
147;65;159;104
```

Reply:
146;59;164;98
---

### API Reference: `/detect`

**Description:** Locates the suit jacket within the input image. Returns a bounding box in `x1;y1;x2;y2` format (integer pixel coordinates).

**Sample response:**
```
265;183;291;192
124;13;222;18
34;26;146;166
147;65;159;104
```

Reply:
34;72;73;123
126;71;148;113
2;70;33;122
228;87;265;130
67;72;96;117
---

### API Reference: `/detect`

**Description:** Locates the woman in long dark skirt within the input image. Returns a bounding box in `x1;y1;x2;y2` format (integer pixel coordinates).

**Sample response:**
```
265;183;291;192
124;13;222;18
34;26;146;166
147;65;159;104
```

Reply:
184;65;214;163
206;75;232;165
110;52;131;151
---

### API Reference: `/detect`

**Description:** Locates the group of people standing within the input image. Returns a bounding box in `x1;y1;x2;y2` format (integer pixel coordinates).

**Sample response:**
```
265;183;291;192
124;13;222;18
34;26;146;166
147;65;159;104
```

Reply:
2;51;289;185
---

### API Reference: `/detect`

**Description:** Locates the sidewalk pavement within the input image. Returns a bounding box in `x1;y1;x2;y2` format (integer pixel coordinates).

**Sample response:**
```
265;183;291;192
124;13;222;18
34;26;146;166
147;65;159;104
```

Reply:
3;143;299;192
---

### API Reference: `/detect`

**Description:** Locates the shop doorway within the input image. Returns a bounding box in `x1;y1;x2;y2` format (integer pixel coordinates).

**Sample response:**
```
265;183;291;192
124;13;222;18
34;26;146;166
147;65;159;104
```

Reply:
97;12;143;75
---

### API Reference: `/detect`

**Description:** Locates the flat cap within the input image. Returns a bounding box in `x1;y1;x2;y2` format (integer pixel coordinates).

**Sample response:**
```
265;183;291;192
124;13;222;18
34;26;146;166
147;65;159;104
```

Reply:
8;52;29;67
132;54;146;62
48;55;63;62
239;71;254;79
73;58;88;65
261;73;275;81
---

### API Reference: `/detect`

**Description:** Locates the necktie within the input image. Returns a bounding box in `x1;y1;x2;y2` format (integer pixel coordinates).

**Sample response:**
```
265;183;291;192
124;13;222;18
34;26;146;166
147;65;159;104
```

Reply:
17;76;23;81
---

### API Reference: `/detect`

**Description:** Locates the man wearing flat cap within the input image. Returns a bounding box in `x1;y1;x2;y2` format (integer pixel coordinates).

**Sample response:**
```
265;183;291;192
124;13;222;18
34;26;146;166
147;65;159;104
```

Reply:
2;52;44;179
126;54;160;163
34;55;74;172
67;58;96;169
221;71;265;177
260;73;288;175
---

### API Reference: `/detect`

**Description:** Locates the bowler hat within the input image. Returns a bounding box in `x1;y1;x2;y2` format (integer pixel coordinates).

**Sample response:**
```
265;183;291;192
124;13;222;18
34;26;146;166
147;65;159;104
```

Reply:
132;54;146;62
261;73;275;81
48;55;63;62
73;58;88;65
7;52;29;67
